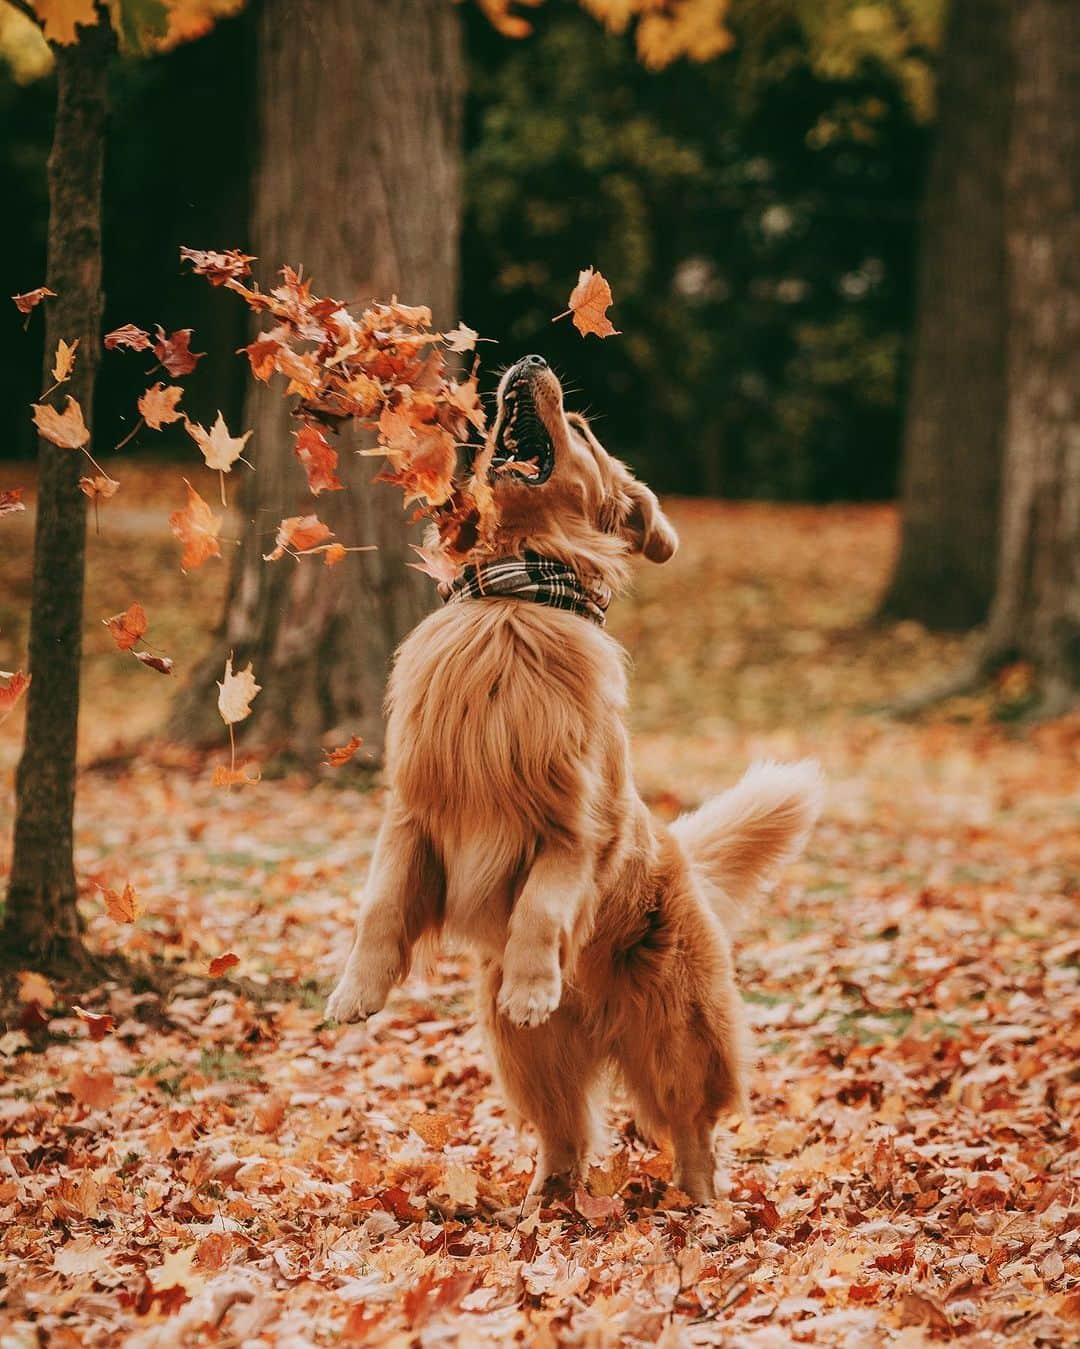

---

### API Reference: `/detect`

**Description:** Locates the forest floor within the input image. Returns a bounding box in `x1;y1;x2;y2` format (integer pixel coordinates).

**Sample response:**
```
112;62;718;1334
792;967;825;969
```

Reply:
0;465;1077;1346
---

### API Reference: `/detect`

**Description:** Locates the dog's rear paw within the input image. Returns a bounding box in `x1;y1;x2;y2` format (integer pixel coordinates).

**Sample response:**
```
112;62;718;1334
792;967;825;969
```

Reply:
325;974;385;1025
498;969;562;1028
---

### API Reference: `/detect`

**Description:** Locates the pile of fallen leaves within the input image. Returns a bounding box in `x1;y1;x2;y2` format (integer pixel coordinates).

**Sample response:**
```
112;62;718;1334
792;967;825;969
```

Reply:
1;495;1077;1346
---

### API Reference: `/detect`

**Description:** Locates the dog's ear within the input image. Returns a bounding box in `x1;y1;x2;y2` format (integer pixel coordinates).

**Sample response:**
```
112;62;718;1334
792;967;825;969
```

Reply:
622;477;678;563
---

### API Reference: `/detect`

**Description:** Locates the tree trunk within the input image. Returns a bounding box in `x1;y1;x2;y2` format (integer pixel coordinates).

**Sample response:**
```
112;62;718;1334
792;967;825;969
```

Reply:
169;0;464;758
4;12;112;966
880;0;1011;630
982;0;1080;710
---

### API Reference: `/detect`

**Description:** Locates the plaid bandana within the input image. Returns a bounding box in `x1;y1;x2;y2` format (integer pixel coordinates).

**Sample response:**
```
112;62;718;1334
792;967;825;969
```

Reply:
443;551;612;627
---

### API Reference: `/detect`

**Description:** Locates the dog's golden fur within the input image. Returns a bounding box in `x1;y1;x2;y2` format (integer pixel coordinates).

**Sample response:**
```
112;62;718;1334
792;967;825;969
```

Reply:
327;359;822;1201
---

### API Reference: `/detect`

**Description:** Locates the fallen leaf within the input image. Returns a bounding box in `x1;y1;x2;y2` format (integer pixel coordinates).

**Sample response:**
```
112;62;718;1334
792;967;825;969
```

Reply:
68;1068;116;1111
443;1164;479;1208
133;651;174;675
51;337;78;384
263;514;332;562
103;602;148;652
217;656;261;725
153;326;205;378
574;1187;622;1222
17;970;55;1007
208;953;240;977
104;323;152;352
101;883;141;923
324;735;362;766
169;479;222;570
0;671;31;715
557;266;620;338
0;488;25;517
72;1006;116;1040
79;474;120;501
32;396;90;449
294;424;343;495
185;411;252;472
138;383;185;430
12;285;55;314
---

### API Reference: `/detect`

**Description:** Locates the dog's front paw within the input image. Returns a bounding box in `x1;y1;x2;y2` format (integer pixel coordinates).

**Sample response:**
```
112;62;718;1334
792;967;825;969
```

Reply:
498;966;562;1028
325;961;392;1024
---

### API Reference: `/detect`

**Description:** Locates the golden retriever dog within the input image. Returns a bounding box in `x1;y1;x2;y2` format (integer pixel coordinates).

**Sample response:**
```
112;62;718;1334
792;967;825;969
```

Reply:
327;354;823;1202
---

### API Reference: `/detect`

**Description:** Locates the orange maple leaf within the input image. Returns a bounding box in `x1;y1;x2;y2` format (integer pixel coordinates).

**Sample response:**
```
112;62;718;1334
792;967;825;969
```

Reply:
211;763;261;787
323;542;348;567
0;671;31;716
51;337;78;384
100;883;141;923
11;286;55;314
79;475;119;502
16;970;55;1007
103;602;148;652
179;246;256;285
138;383;185;430
208;953;240;977
72;1006;116;1041
263;514;333;562
0;488;26;518
324;735;363;766
68;1068;116;1111
169;479;222;571
294;424;344;495
555;266;621;338
152;326;205;378
32;396;90;449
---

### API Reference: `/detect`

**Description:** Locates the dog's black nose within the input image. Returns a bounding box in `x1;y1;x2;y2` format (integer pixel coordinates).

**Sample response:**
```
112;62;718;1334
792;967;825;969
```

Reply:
523;354;546;368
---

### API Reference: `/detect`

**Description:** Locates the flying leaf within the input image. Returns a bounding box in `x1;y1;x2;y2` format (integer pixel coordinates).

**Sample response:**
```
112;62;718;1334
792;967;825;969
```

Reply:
0;488;25;518
79;475;119;501
103;602;148;652
133;651;174;675
323;542;348;567
169;479;222;571
104;323;151;352
212;763;261;787
217;655;261;725
294;424;343;495
16;970;55;1008
324;735;362;766
138;383;185;430
263;514;332;562
185;411;252;472
179;246;256;285
12;286;55;314
409;545;460;587
152;326;205;378
68;1068;116;1111
32;396;90;449
51;337;78;384
72;1006;115;1041
101;883;141;923
556;266;621;338
0;671;31;715
28;0;97;45
443;323;480;353
208;952;240;977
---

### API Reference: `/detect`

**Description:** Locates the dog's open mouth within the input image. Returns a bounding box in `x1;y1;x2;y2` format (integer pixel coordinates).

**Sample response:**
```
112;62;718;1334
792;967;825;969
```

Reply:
491;371;555;485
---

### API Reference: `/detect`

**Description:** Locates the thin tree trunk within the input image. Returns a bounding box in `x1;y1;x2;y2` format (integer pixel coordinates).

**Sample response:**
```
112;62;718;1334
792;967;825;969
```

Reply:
169;0;464;758
880;0;1010;630
4;12;112;966
982;0;1080;710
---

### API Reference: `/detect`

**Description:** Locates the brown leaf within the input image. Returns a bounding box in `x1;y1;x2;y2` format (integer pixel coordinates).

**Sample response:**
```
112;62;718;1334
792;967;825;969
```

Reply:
68;1068;116;1111
103;601;148;652
294;424;344;495
138;382;185;430
169;479;222;571
12;285;55;315
104;323;152;352
133;650;174;675
32;395;90;449
208;953;240;977
101;883;141;923
0;671;31;715
16;970;55;1008
79;474;120;501
27;0;97;45
51;337;78;384
558;266;620;338
152;326;205;378
179;246;256;285
0;488;25;517
263;514;333;562
72;1006;116;1041
324;735;363;767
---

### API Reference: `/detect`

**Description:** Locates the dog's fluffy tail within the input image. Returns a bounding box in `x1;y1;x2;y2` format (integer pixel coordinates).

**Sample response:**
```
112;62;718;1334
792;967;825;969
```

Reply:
670;760;824;932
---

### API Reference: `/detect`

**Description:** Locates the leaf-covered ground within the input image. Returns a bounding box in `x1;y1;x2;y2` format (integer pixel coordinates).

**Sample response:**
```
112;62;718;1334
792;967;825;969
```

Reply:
1;474;1077;1346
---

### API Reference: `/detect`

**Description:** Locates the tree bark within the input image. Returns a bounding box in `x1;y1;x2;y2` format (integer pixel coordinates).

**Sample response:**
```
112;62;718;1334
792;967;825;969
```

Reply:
169;0;464;757
4;12;112;966
982;0;1080;710
880;0;1011;630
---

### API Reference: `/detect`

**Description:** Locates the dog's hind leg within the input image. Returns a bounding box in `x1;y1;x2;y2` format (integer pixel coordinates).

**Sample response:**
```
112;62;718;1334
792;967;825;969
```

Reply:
482;970;603;1195
326;798;442;1024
